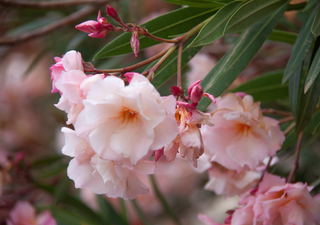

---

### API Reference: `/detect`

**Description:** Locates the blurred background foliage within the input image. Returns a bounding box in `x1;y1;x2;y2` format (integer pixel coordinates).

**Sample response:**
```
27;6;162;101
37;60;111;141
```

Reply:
0;0;320;224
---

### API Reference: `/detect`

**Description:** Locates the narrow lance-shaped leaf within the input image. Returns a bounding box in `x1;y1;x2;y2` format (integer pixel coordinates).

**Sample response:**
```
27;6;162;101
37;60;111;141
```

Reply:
311;5;320;37
189;1;243;47
198;1;288;111
282;5;319;83
267;29;297;45
305;41;320;92
94;7;217;59
231;70;289;101
303;0;319;12
289;63;303;123
296;38;320;134
160;0;225;8
223;0;288;35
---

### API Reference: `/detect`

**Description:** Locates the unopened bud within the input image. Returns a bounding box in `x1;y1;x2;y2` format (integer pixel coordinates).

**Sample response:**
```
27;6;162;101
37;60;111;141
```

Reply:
190;84;204;104
235;92;247;99
124;72;135;83
171;86;181;96
106;4;121;22
131;29;140;58
188;80;202;96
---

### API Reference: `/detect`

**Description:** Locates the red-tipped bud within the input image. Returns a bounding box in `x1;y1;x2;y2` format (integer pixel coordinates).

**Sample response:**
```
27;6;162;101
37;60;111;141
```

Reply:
130;29;140;58
190;84;204;104
75;11;109;38
88;30;108;38
124;72;135;83
188;79;202;96
106;4;120;21
171;86;181;96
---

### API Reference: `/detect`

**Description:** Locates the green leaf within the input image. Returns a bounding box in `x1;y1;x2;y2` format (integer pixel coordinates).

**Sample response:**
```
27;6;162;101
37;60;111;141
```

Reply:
304;108;320;134
224;0;288;35
53;178;71;206
296;69;320;134
149;39;202;89
97;196;128;225
198;2;288;111
311;6;320;36
303;0;319;12
289;63;303;123
50;207;99;225
94;7;217;59
305;46;320;92
189;1;243;47
282;6;318;83
32;155;64;167
231;70;289;101
161;0;225;8
267;29;297;44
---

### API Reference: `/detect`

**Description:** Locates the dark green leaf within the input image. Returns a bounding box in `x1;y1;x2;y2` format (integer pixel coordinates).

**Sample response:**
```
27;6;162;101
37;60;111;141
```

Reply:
224;0;288;34
304;109;320;134
94;7;217;59
50;207;99;225
303;0;319;12
189;1;243;47
161;0;225;8
32;155;64;167
289;63;303;123
305;47;320;92
38;163;67;178
231;70;289;101
267;29;297;44
53;178;71;206
98;195;128;225
282;6;318;83
198;2;288;110
311;6;320;36
150;39;202;89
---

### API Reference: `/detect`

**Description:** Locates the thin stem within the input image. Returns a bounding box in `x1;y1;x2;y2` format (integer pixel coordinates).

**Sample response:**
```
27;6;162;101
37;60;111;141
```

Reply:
150;175;182;225
0;5;99;45
84;46;170;74
256;156;273;188
287;131;304;183
279;116;294;124
284;122;296;136
144;33;179;44
147;45;178;80
261;108;292;116
119;198;128;225
177;43;183;88
0;0;112;8
131;199;152;225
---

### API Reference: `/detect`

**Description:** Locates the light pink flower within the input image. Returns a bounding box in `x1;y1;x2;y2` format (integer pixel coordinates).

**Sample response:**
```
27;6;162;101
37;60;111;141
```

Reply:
231;173;320;225
7;201;56;225
77;73;178;165
50;50;83;93
62;127;156;199
201;93;285;172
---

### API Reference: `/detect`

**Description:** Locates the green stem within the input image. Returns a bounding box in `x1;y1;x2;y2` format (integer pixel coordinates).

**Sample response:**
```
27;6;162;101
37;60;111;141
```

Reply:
131;199;153;225
177;43;183;88
150;175;182;225
119;198;128;224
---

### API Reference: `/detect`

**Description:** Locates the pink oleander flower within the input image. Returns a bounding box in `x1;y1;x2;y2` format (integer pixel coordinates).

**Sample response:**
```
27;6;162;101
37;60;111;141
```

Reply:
164;81;215;167
62;127;156;199
75;73;178;165
7;201;56;225
201;93;285;172
232;173;320;225
50;50;83;93
75;11;111;38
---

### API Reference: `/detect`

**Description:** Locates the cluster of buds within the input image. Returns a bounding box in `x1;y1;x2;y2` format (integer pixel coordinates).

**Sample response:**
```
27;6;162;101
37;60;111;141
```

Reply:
75;5;147;58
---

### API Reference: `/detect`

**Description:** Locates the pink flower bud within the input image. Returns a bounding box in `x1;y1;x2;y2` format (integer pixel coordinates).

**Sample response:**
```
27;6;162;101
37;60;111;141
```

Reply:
188;79;202;96
171;86;181;96
235;92;247;99
155;148;164;162
88;30;108;38
131;29;140;58
190;84;204;104
124;72;135;83
75;11;109;38
106;4;120;22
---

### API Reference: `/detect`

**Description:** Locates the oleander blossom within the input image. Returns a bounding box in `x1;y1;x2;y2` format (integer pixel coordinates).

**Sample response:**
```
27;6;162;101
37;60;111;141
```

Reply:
199;173;320;225
62;127;156;199
201;93;285;172
50;50;104;124
76;73;178;165
7;201;56;225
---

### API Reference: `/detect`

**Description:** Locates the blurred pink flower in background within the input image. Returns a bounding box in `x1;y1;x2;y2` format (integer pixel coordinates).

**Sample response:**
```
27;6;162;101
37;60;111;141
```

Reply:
7;201;56;225
201;93;285;172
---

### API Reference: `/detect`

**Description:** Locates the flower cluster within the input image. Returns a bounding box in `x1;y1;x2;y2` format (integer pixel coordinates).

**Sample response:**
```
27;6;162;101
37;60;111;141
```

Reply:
51;51;179;199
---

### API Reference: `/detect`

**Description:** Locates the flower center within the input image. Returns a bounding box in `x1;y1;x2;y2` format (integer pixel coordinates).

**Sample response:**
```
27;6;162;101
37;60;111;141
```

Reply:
237;123;251;136
118;107;138;126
